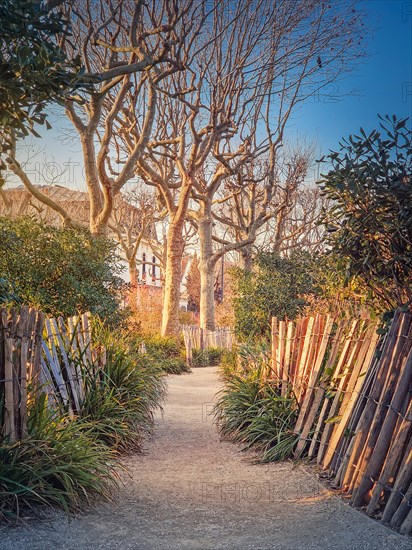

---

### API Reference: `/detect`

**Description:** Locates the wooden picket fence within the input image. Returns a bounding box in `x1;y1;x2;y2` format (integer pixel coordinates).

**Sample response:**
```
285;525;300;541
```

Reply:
0;306;104;442
270;311;412;534
182;325;235;366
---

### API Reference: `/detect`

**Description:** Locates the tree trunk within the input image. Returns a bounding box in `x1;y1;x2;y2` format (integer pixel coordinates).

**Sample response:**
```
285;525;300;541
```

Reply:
161;221;185;337
128;258;139;311
80;133;106;236
240;244;254;272
198;201;216;331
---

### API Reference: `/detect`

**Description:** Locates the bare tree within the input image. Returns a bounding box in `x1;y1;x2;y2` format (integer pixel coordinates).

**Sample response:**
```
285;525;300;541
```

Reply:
117;0;262;334
189;0;367;330
108;185;165;307
212;149;311;269
4;0;203;235
133;0;294;333
261;185;327;256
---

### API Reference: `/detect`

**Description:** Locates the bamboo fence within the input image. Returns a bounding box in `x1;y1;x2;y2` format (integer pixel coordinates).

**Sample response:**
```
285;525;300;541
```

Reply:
182;325;235;365
270;312;412;535
0;306;104;442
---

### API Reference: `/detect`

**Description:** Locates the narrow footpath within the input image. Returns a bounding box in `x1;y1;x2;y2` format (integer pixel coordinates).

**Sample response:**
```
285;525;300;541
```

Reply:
1;367;410;550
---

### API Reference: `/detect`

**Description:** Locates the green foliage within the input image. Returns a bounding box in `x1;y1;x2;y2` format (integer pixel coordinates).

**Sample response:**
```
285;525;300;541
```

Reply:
214;350;299;462
0;0;90;149
318;114;412;311
191;347;225;368
233;251;320;341
0;322;169;521
129;333;190;375
0;217;124;320
0;277;20;307
78;327;167;452
0;395;116;522
218;349;238;381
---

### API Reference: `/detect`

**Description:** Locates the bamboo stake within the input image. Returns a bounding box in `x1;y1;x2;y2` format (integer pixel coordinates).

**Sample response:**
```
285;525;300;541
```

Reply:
277;320;285;383
328;327;380;475
390;480;412;529
382;434;412;524
282;321;294;397
271;317;278;379
323;321;372;470
294;316;334;458
317;319;359;465
400;506;412;535
366;398;412;516
362;346;412;514
17;306;30;439
351;315;412;507
295;317;314;403
342;311;404;490
308;320;346;459
2;310;15;441
50;318;81;413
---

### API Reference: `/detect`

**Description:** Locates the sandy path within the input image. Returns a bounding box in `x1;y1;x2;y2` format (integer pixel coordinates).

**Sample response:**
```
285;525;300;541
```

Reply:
1;367;410;550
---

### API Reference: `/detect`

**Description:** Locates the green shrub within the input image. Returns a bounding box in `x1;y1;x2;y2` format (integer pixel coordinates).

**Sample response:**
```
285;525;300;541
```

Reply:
214;349;299;462
0;394;116;522
232;251;321;341
130;334;190;375
191;347;226;368
0;217;124;321
218;349;238;381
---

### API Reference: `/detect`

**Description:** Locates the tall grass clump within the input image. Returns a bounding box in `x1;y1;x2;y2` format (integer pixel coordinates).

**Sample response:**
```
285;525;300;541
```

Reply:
0;394;116;522
214;344;299;462
77;326;167;452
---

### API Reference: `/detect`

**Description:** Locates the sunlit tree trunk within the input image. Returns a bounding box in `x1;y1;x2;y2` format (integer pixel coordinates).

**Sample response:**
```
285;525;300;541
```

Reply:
197;201;217;330
161;219;185;336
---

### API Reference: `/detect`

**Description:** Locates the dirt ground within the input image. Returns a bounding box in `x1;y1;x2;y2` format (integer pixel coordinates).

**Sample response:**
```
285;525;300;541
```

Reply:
1;366;411;550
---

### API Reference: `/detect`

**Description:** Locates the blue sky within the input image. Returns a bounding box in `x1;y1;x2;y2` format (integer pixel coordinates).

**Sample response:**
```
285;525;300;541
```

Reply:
10;0;412;189
291;0;412;159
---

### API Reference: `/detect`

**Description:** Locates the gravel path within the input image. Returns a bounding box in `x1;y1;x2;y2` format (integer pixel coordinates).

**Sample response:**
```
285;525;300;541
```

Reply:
1;366;411;550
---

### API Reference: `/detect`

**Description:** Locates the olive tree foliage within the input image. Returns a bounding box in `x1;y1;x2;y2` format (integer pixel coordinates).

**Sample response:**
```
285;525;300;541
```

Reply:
0;0;85;147
318;114;412;311
0;0;86;223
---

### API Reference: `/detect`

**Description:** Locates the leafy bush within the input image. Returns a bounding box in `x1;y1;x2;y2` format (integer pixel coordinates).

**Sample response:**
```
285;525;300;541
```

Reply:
232;251;320;341
191;347;225;367
130;334;190;374
318;114;412;312
77;327;167;451
0;217;124;321
218;349;238;381
0;395;116;522
0;277;20;307
214;348;299;462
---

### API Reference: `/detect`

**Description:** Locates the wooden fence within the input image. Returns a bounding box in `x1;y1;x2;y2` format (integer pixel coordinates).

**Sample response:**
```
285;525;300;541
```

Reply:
270;312;412;535
0;306;102;442
182;325;235;365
